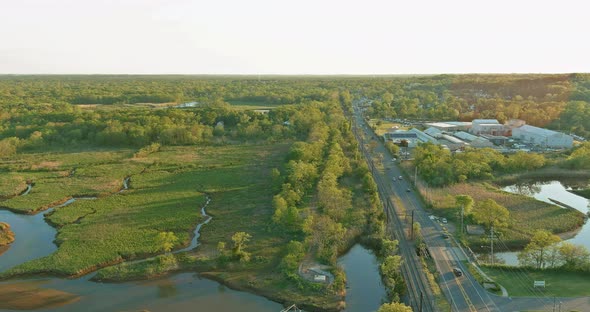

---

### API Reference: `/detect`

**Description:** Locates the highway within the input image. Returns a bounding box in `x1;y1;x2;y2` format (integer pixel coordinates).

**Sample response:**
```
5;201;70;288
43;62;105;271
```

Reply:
349;100;590;312
351;101;500;312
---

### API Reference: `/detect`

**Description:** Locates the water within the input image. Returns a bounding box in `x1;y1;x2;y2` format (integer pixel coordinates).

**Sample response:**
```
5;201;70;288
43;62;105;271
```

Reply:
338;244;386;312
496;180;590;265
0;209;57;271
0;273;283;312
1;191;283;312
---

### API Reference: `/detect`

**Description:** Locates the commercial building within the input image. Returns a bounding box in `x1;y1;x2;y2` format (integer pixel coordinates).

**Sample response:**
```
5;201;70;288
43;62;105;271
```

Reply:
511;125;573;149
453;131;495;148
470;119;509;136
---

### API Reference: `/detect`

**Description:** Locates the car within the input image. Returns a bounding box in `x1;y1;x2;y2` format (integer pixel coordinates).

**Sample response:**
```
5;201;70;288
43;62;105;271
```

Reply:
453;267;463;277
442;233;449;239
398;176;403;180
441;218;447;224
406;188;411;192
392;177;396;181
392;158;397;161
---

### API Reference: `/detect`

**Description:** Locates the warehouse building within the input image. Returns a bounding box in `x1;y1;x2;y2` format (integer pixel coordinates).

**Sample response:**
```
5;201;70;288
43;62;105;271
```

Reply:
470;119;509;136
511;125;573;149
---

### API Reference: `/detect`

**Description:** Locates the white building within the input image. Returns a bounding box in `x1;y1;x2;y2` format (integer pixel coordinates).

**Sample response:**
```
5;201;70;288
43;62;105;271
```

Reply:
512;125;573;149
470;119;508;136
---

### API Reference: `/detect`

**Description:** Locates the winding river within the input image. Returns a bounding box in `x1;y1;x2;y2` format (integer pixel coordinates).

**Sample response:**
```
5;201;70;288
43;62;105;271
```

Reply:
0;182;285;311
0;179;385;311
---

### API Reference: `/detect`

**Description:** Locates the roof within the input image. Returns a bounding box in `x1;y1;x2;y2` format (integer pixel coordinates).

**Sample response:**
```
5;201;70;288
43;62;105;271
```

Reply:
440;134;466;144
514;125;568;138
424;127;442;137
389;132;418;139
409;128;438;143
446;121;472;127
453;131;478;142
472;119;499;125
424;122;456;128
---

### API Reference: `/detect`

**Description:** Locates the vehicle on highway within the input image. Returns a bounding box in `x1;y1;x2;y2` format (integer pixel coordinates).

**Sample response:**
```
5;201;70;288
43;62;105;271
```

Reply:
398;176;403;180
406;188;411;192
453;267;463;277
392;177;396;181
441;218;447;224
442;233;449;239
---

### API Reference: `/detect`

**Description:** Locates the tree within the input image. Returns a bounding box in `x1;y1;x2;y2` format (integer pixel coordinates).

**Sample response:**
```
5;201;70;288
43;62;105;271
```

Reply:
559;242;590;269
517;230;561;269
156;231;178;253
471;199;509;231
231;231;252;262
377;302;413;312
455;195;474;233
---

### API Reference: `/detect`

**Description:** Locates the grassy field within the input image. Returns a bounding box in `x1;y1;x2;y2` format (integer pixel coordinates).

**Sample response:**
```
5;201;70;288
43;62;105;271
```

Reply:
1;143;344;309
481;266;590;297
404;160;586;248
367;119;405;136
0;150;143;213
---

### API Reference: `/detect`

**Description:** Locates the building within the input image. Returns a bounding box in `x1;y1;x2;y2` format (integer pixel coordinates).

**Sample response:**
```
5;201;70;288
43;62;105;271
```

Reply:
470;119;508;136
385;128;437;147
480;134;509;146
438;134;468;151
512;125;573;149
423;121;472;132
453;131;495;148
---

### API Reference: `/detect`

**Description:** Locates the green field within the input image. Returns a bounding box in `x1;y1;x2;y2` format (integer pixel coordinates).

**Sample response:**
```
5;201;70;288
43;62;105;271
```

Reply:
481;266;590;297
0;144;285;277
413;179;585;248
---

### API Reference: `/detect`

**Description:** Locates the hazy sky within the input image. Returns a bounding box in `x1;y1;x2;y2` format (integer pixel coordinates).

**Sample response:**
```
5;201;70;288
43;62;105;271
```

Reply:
1;0;589;74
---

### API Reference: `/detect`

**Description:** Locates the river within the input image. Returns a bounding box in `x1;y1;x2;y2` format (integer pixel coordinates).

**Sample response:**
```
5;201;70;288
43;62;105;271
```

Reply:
338;244;386;312
1;184;384;311
494;180;590;265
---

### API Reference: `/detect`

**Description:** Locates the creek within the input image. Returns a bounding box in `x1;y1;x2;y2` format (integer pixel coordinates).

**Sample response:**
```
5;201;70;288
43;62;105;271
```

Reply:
338;244;386;312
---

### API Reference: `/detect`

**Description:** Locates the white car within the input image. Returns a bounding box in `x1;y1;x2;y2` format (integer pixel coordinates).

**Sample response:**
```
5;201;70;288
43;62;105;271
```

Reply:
441;218;447;224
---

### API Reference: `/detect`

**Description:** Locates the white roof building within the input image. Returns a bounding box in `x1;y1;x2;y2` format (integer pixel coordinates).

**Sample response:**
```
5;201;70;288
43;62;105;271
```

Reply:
470;119;508;136
512;125;573;149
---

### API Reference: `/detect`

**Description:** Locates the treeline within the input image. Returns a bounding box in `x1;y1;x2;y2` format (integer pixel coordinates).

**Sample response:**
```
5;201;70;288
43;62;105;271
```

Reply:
360;74;590;137
271;95;404;299
2;74;589;137
414;143;546;186
0;98;347;156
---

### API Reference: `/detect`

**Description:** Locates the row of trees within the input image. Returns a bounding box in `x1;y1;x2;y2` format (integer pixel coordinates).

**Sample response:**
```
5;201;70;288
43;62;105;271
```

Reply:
414;143;547;186
518;230;590;270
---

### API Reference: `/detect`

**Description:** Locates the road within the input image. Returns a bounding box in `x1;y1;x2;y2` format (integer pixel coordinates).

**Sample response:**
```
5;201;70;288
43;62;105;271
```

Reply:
351;101;500;312
349;100;590;312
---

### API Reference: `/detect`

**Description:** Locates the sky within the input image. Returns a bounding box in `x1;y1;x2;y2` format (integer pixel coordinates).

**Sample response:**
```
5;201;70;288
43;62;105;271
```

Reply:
1;0;589;74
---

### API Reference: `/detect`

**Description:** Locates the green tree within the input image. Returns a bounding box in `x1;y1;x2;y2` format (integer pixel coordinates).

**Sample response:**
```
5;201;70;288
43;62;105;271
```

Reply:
472;199;509;231
517;230;561;269
377;302;413;312
559;242;590;269
156;231;178;253
231;231;252;262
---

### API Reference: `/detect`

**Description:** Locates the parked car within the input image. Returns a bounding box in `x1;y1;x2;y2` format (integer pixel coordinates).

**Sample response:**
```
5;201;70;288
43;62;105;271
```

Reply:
442;233;449;239
441;218;447;224
399;176;403;180
453;267;463;277
406;188;411;192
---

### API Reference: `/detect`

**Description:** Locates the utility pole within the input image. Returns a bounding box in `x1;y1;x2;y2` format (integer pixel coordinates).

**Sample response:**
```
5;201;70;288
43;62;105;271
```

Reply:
490;225;494;266
460;205;464;235
419;291;423;312
411;210;415;240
